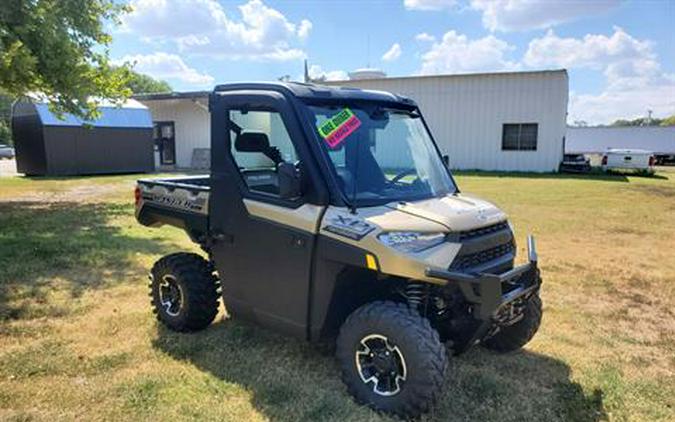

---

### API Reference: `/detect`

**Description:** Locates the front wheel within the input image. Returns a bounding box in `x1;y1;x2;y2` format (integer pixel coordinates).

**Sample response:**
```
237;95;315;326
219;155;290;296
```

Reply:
149;253;220;332
336;301;448;418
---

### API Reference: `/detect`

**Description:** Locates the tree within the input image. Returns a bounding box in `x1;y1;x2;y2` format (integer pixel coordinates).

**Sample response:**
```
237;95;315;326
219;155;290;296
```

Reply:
0;0;132;119
660;115;675;127
126;71;172;94
610;117;664;127
0;94;13;145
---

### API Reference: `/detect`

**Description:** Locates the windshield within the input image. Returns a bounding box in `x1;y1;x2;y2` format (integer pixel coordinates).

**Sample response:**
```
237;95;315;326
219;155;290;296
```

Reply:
308;104;456;206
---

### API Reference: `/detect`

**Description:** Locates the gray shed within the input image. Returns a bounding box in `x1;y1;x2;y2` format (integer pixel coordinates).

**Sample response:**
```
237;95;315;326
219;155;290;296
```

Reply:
12;99;154;176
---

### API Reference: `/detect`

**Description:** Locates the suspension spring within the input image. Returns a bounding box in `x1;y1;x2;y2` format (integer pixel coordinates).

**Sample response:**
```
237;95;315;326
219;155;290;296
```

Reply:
405;283;426;308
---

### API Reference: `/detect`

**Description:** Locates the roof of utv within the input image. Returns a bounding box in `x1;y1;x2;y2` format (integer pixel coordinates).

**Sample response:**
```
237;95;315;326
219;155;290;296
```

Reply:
213;81;417;107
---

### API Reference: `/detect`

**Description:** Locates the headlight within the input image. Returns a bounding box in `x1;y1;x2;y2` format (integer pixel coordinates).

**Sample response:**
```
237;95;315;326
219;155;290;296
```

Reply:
378;232;446;253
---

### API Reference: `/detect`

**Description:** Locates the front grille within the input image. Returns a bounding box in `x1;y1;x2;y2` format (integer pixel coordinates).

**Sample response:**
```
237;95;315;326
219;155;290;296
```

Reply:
456;221;509;242
450;241;515;270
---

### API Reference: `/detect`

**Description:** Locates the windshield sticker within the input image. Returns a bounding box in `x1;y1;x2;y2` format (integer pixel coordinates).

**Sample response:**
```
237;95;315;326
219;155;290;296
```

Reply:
317;108;361;149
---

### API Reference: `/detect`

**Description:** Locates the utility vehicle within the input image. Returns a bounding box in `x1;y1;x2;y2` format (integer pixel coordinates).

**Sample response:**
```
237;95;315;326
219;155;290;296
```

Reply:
135;82;542;418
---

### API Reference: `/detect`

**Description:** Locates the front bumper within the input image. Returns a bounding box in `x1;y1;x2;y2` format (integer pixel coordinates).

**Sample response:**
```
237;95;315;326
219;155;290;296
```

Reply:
425;235;541;321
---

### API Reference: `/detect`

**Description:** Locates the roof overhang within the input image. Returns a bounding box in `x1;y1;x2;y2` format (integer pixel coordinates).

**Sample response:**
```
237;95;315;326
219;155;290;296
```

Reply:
132;91;209;102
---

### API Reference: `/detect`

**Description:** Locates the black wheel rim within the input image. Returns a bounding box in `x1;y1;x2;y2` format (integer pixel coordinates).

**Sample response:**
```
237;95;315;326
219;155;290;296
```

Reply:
355;334;407;396
158;274;183;317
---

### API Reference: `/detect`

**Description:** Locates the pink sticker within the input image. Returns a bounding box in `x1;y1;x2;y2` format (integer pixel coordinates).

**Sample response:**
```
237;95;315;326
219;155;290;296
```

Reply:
324;114;361;148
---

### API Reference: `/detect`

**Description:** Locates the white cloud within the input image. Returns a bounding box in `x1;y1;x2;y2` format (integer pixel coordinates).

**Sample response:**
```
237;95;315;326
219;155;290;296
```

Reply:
415;32;436;42
297;20;312;40
524;27;652;71
382;43;402;62
403;0;456;11
118;52;214;86
419;30;518;74
570;85;675;125
523;27;674;124
470;0;621;32
308;65;348;82
123;0;311;61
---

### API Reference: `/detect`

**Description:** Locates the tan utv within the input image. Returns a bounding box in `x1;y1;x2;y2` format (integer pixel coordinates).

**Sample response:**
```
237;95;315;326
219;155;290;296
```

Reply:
135;82;542;418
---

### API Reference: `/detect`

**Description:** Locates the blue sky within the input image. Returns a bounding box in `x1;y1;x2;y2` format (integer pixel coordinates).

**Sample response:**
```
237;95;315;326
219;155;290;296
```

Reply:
111;0;675;124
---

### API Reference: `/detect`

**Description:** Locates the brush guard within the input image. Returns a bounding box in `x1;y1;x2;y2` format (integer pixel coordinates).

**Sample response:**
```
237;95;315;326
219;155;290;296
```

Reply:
425;235;541;353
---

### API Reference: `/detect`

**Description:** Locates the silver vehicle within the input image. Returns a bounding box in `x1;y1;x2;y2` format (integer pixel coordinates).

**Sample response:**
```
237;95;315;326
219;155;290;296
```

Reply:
0;143;14;159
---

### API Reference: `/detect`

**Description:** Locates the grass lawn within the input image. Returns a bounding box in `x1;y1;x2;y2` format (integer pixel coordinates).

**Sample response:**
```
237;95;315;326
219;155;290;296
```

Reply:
0;169;674;421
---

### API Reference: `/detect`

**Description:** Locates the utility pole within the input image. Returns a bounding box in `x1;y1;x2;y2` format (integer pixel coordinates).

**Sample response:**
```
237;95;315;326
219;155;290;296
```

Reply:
304;59;310;83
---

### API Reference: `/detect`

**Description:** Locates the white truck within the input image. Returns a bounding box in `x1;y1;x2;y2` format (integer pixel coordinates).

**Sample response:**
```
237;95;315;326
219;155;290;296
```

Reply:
602;148;656;174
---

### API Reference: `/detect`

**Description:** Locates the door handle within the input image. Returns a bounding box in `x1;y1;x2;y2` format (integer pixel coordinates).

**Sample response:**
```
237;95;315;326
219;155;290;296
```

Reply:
290;235;306;248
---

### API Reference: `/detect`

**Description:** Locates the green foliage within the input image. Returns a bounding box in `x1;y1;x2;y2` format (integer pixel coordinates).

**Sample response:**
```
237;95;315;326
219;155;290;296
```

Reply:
0;94;13;145
610;116;675;126
125;70;172;94
0;121;10;146
0;0;132;120
660;115;675;127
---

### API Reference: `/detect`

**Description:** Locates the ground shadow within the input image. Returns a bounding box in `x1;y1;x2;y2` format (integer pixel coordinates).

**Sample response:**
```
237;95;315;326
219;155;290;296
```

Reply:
152;319;606;422
454;169;631;183
0;201;174;320
21;172;150;182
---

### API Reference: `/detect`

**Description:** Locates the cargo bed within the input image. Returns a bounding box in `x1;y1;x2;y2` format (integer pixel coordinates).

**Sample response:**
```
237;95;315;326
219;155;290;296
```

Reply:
135;175;211;236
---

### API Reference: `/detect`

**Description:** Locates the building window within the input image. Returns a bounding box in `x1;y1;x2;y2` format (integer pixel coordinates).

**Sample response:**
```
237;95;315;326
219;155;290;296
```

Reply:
502;123;538;151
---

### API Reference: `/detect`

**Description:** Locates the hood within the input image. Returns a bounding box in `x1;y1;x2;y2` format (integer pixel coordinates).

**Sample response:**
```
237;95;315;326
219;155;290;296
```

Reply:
386;194;507;232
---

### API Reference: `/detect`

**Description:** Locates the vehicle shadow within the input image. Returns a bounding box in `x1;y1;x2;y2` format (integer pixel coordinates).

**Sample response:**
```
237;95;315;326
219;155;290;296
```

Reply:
152;318;606;422
0;201;174;321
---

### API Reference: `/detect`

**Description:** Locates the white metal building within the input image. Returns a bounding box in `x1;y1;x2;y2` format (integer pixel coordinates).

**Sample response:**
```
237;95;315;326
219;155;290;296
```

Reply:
328;70;568;172
133;91;210;169
136;69;569;172
566;126;675;155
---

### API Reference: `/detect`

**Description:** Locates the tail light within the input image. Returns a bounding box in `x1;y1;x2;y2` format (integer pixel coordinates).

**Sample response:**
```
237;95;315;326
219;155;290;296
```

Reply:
134;186;141;206
601;155;608;166
649;155;656;166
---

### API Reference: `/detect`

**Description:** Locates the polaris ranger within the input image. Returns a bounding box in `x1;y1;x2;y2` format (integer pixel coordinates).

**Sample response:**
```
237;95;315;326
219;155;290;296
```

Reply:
135;82;542;418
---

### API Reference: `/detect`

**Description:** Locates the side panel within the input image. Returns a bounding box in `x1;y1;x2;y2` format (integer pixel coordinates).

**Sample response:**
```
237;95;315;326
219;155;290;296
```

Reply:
45;127;78;175
208;91;327;339
43;126;154;175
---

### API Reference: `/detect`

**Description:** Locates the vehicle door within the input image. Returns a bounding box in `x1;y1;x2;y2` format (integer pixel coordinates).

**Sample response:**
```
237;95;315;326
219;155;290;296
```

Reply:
208;90;325;338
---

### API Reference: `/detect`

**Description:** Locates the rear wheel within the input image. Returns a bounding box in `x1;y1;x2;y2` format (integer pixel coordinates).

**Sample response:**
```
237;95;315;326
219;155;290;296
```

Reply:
150;253;220;332
336;301;448;418
483;294;542;352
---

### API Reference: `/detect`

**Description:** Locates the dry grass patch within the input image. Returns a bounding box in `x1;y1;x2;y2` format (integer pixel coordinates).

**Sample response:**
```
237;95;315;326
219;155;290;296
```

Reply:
0;171;674;421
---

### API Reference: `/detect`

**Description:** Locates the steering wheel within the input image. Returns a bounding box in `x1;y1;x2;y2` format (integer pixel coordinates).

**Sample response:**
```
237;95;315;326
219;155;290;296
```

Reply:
390;168;418;184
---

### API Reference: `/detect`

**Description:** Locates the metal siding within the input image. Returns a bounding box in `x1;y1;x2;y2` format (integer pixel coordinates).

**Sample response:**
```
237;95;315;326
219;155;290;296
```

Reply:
330;71;568;172
566;126;675;154
41;126;154;175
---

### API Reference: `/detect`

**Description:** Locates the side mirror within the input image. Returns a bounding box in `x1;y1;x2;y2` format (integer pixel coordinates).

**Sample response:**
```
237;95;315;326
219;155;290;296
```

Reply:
278;162;302;199
442;155;450;167
235;132;269;153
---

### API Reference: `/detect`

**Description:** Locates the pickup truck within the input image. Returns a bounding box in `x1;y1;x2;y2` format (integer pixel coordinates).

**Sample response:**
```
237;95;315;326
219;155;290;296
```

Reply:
0;143;15;160
135;82;542;418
